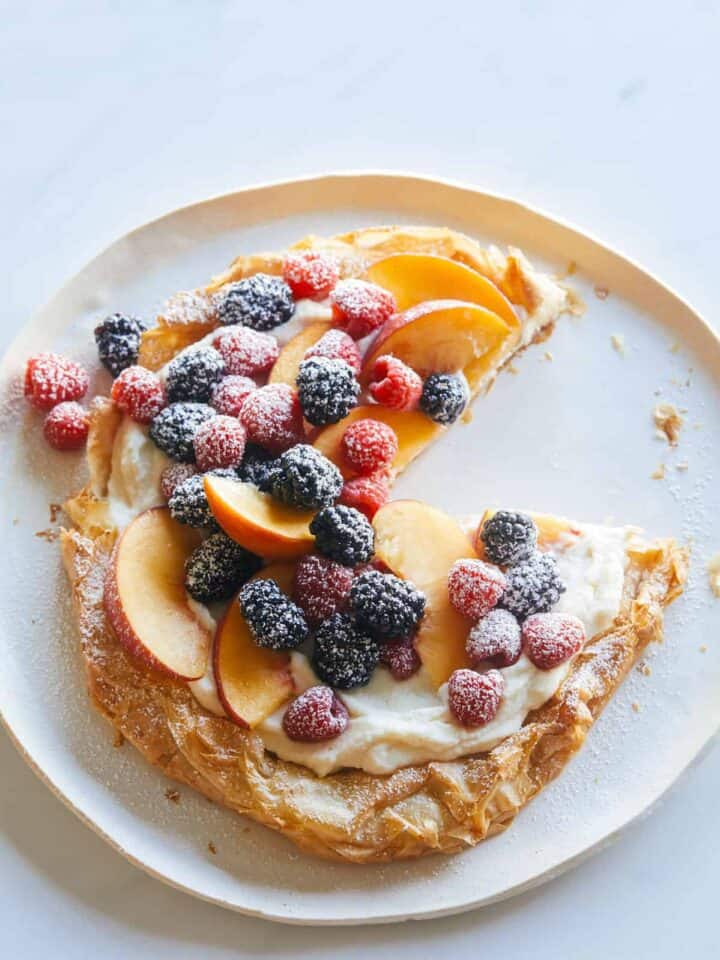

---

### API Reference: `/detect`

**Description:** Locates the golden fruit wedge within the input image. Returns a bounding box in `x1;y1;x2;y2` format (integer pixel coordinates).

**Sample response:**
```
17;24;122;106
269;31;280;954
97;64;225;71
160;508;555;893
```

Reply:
373;500;476;687
268;320;332;386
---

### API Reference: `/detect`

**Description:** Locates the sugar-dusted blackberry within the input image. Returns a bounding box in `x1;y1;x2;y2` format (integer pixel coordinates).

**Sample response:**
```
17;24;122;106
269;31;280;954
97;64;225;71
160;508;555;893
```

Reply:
237;443;279;492
168;468;235;528
350;569;426;639
312;613;379;689
215;274;294;331
296;356;360;426
94;313;147;377
480;510;537;566
238;579;309;651
500;552;566;620
184;532;262;603
419;373;468;424
149;402;215;461
166;345;225;403
309;505;374;566
270;444;342;509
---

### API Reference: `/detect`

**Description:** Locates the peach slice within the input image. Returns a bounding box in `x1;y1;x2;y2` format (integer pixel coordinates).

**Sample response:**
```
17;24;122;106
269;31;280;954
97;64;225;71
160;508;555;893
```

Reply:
213;563;295;727
268;321;331;386
373;500;476;687
204;475;314;559
104;507;210;680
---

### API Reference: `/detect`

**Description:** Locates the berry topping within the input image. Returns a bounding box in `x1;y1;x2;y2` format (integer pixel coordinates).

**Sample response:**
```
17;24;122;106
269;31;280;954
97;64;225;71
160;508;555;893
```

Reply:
210;375;256;417
238;578;309;651
214;325;279;378
94;313;147;377
350;569;426;639
237;443;278;492
447;558;506;621
168;469;235;528
239;383;305;453
330;279;396;340
296;356;360;426
269;444;342;509
338;473;390;520
466;609;522;669
282;251;340;302
184;532;262;603
159;462;197;500
110;365;165;424
312;613;379;689
419;373;468;425
500;552;566;620
522;612;585;670
43;402;89;450
166;346;225;403
378;637;421;681
149;402;216;462
282;685;349;742
192;415;247;471
304;328;362;375
292;555;354;624
480;510;537;566
368;355;423;411
24;353;89;410
341;418;398;475
216;274;294;331
310;505;375;566
447;668;504;727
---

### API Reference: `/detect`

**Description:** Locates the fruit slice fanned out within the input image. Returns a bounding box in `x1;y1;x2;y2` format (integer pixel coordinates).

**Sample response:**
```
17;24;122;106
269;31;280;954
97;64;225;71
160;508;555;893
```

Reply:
268;321;331;387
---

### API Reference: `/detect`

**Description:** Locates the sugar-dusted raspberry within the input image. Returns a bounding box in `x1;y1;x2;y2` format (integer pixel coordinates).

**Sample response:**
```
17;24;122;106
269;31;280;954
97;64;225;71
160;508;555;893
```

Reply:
160;462;198;501
522;613;585;670
447;668;504;727
24;353;89;410
368;355;423;411
192;415;246;471
292;555;354;624
466;609;522;669
341;418;398;476
43;401;89;450
282;251;340;301
214;326;279;378
282;686;349;742
338;473;389;520
447;559;506;621
210;375;256;417
239;383;305;453
110;365;165;424
378;636;421;681
330;279;396;340
304;329;361;374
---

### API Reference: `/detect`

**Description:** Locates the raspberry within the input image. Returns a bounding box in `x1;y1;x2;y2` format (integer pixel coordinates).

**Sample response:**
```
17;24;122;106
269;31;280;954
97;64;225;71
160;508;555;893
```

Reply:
237;443;278;492
368;355;423;411
447;668;504;727
522;613;585;670
312;613;379;689
94;314;147;377
304;329;361;374
239;383;305;453
479;511;537;566
269;444;342;509
338;473;389;520
168;469;235;528
214;326;279;378
43;402;89;450
310;505;374;566
419;373;468;425
239;579;309;651
282;686;349;742
193;415;247;471
24;353;89;410
184;532;261;603
160;462;197;500
166;346;225;403
210;375;256;417
330;279;396;340
341;418;398;475
292;555;353;624
501;552;566;620
466;609;522;669
350;569;426;639
110;365;165;424
282;251;340;301
216;274;294;331
149;402;216;462
447;559;506;621
378;637;421;681
296;356;360;426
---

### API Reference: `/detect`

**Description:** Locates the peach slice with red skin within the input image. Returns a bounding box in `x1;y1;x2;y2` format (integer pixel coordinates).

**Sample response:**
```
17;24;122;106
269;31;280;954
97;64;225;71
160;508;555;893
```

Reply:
268;321;331;387
104;507;210;680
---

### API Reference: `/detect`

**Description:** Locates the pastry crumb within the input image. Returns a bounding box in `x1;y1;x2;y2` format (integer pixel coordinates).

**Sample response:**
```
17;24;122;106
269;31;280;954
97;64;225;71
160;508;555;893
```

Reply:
506;364;519;376
638;662;652;677
49;502;62;523
631;702;641;713
594;285;609;300
669;341;681;354
651;464;666;480
543;351;553;362
653;403;684;446
164;788;181;804
707;553;720;598
565;260;577;277
208;841;217;855
699;645;708;653
34;528;59;542
112;731;125;749
610;333;626;355
676;461;689;472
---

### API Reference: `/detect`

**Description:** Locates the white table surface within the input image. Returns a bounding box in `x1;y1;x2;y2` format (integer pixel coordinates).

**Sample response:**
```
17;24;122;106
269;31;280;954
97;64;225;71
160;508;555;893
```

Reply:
2;1;718;956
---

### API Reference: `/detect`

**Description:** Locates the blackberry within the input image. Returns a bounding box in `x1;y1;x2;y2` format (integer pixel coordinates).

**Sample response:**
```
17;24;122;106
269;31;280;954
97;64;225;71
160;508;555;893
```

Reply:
350;570;426;639
481;510;537;566
166;346;225;403
168;469;236;528
500;552;566;620
94;313;147;377
215;274;294;331
310;505;374;566
237;443;278;492
238;579;309;651
149;402;215;462
270;444;342;509
184;533;262;603
419;373;468;424
312;613;379;689
296;357;360;426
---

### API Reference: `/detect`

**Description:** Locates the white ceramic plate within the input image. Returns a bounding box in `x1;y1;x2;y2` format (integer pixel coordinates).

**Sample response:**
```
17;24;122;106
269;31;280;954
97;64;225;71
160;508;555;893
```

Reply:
1;174;718;925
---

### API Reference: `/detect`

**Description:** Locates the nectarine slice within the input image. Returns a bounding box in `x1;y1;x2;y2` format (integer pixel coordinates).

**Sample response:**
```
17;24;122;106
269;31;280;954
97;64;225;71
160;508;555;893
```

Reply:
268;321;331;386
